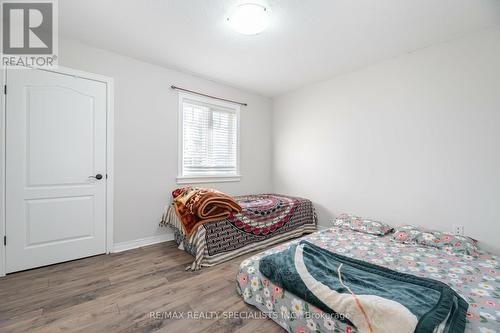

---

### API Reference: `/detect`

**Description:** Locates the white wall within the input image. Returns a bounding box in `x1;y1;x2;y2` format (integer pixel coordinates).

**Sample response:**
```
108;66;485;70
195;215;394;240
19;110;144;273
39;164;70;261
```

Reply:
272;28;500;253
59;39;273;244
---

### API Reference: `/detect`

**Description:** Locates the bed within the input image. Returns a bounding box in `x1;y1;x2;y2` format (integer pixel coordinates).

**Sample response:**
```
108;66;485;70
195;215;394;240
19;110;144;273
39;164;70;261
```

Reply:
236;227;500;333
161;194;317;270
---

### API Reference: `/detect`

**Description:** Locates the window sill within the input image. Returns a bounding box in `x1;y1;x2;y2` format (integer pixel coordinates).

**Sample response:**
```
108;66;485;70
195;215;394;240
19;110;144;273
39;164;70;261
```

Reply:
176;175;241;184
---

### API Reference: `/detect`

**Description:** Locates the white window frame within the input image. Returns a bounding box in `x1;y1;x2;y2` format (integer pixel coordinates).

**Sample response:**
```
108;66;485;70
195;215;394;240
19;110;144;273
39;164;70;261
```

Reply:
177;91;241;184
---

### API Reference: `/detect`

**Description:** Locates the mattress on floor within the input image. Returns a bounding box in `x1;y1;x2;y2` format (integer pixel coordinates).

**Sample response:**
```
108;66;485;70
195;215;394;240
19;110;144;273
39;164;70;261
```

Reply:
236;227;500;333
163;194;317;270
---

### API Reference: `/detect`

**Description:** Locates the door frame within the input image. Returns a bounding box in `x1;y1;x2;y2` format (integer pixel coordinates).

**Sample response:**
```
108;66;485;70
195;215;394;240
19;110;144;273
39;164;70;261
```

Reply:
0;66;114;277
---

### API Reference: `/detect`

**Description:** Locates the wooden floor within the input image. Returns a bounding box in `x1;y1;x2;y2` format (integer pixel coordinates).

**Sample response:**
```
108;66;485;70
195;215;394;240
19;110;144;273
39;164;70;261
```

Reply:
0;241;283;333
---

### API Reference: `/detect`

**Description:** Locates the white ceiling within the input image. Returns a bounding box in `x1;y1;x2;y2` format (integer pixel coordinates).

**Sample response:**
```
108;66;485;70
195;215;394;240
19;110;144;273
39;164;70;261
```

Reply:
60;0;500;96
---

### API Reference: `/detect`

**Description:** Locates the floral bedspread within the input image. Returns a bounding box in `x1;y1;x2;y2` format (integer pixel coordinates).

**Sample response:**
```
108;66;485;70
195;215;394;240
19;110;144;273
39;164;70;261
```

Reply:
236;227;500;333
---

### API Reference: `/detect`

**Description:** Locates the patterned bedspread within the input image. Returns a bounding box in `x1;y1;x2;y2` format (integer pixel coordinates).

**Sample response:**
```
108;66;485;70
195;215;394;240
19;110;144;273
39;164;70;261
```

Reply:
163;194;317;270
237;228;500;333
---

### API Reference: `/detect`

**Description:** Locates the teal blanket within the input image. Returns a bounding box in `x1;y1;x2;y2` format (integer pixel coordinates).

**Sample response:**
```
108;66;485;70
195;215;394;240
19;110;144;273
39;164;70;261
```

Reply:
260;241;468;333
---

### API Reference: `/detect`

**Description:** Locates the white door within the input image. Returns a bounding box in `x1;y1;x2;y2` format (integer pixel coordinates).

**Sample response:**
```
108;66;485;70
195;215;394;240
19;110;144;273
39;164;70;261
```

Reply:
5;69;107;273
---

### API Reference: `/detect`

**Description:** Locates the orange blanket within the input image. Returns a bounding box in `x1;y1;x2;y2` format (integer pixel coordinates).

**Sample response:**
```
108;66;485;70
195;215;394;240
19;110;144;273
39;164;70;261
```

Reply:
172;187;242;237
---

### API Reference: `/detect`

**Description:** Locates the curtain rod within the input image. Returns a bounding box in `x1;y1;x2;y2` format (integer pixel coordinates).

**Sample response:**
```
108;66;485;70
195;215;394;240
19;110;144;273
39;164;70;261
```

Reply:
170;85;248;107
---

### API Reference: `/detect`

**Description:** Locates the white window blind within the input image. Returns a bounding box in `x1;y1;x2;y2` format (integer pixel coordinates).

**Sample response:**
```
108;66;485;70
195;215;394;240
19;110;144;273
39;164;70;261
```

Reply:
180;95;239;180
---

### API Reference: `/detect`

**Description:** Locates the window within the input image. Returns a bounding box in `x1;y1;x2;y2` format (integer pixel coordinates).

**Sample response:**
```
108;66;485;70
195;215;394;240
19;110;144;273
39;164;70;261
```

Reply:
177;92;240;183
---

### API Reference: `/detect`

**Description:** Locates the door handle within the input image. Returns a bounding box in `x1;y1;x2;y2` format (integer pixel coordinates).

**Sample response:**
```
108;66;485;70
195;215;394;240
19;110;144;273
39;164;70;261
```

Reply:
89;174;103;180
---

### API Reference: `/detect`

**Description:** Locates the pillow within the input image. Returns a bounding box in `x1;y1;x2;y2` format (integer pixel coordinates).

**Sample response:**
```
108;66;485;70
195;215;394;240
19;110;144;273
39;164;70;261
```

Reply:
393;225;478;256
333;213;394;236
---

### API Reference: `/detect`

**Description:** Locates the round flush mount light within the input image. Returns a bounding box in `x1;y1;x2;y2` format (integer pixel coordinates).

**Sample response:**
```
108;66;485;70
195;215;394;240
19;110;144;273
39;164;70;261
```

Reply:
227;3;269;35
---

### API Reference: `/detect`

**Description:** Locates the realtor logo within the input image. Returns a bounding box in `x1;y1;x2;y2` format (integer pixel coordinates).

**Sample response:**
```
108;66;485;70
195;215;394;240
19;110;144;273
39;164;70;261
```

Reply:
1;0;58;68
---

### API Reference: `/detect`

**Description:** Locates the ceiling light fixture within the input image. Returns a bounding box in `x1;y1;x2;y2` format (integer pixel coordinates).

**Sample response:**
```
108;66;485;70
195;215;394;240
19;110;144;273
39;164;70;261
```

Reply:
227;3;269;35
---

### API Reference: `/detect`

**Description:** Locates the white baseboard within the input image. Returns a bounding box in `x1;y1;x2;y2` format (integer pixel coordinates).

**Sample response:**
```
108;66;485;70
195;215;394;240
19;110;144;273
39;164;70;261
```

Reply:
112;225;330;254
317;225;331;231
112;233;174;253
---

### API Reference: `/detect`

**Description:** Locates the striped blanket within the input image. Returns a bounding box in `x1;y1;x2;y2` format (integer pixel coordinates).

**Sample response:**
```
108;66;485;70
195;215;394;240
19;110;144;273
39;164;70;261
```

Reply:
161;194;317;270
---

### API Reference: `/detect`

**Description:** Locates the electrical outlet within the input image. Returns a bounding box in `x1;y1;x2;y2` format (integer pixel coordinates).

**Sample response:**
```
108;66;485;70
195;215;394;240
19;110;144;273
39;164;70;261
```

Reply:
452;225;464;236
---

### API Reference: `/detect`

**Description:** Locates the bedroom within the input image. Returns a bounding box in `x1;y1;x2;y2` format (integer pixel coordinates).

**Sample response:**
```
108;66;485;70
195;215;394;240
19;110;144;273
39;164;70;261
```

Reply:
0;1;499;332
